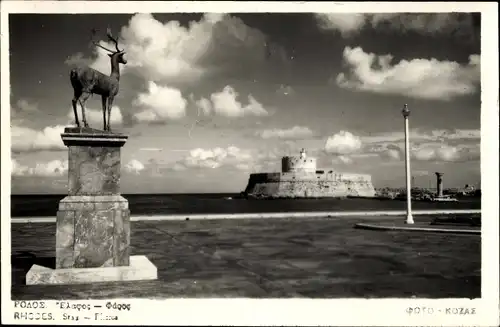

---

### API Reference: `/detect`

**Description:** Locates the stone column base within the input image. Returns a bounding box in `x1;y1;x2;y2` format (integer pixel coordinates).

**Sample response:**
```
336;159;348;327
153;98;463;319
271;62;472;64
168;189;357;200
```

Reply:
26;255;157;285
56;195;131;269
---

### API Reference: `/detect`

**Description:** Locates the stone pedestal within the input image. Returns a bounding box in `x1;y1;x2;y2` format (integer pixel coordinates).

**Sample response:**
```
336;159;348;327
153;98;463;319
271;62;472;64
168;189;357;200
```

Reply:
26;127;157;285
56;195;130;269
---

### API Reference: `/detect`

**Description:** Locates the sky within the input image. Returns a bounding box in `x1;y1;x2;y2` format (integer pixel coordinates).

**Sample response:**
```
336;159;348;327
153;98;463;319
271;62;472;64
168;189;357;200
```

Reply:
8;12;482;194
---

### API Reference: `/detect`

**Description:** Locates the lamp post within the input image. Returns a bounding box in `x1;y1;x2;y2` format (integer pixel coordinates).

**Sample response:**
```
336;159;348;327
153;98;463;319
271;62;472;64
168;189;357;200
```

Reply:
402;104;414;224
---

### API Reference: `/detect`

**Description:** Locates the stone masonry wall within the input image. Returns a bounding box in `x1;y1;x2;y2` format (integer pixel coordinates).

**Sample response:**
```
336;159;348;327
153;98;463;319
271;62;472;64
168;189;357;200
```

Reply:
244;171;376;198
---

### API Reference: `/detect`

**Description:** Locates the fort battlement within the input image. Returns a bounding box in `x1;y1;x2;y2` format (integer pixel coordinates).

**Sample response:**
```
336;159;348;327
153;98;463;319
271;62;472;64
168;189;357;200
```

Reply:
281;148;317;173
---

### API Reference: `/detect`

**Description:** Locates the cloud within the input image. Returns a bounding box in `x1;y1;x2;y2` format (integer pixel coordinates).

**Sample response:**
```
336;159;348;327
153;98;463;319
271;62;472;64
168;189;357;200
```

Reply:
413;170;431;177
412;142;480;162
11;99;39;123
315;13;367;37
194;86;269;118
11;159;27;176
67;106;123;126
71;13;286;84
195;97;213;116
444;129;481;140
324;131;362;155
365;143;403;161
65;52;93;68
381;148;402;161
315;13;478;38
11;125;66;153
124;159;145;174
323;128;480;164
14;99;39;113
12;158;68;177
369;13;478;37
361;128;481;163
133;81;187;123
336;47;480;100
211;86;268;117
112;13;219;81
332;155;353;165
172;146;254;171
139;147;163;152
255;126;314;140
361;128;481;145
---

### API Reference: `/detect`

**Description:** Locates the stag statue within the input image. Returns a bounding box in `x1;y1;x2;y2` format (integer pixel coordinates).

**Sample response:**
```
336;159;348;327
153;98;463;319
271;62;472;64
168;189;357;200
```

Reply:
70;29;127;132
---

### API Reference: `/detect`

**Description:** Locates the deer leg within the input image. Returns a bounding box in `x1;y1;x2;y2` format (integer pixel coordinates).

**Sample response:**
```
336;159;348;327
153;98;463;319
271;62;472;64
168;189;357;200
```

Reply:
78;92;91;128
72;91;81;127
101;96;107;131
106;97;114;132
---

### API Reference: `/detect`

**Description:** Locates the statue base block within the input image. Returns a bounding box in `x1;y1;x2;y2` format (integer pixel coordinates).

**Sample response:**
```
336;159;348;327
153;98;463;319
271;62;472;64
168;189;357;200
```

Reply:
56;195;131;269
26;255;157;285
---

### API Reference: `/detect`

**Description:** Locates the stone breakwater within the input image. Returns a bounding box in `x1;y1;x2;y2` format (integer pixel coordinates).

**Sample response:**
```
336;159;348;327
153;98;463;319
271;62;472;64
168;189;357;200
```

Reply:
244;171;376;198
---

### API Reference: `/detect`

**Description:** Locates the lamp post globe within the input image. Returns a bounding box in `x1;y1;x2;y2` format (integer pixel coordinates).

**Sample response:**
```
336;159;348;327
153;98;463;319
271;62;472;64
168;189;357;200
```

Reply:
402;103;410;118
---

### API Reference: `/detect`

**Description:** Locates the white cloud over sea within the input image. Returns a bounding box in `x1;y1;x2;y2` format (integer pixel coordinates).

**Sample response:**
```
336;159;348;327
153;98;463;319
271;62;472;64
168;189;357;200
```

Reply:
11;158;68;177
11;125;66;153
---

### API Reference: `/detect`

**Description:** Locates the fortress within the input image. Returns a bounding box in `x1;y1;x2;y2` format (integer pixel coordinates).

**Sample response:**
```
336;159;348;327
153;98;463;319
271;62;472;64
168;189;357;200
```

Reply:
243;149;376;199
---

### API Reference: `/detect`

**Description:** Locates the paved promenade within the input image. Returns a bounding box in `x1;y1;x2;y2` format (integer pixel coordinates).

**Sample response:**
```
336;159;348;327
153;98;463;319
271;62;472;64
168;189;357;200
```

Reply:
10;214;480;299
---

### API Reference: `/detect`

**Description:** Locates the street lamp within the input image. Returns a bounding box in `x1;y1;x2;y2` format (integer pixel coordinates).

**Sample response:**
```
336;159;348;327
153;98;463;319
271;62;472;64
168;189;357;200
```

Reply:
402;104;414;224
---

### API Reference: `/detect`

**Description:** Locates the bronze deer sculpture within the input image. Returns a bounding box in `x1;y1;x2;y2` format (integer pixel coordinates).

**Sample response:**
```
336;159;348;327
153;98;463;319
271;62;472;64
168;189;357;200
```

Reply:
70;29;127;132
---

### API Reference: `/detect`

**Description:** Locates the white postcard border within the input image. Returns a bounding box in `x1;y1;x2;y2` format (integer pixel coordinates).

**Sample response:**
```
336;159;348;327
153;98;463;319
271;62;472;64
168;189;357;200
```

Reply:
1;2;498;326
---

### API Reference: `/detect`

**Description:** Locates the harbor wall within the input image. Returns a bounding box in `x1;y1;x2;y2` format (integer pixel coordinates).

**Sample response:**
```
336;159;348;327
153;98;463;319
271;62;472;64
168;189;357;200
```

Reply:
244;171;376;198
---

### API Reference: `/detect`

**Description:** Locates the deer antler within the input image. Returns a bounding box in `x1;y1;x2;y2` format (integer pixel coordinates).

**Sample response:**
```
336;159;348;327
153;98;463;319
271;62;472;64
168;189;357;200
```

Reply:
106;28;123;53
90;28;115;53
92;41;116;53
